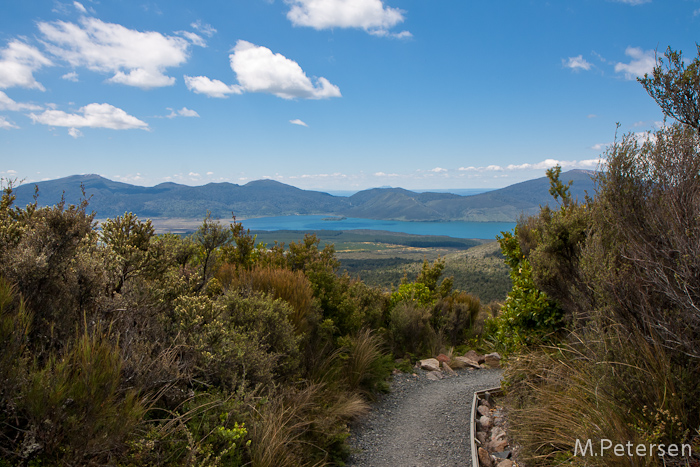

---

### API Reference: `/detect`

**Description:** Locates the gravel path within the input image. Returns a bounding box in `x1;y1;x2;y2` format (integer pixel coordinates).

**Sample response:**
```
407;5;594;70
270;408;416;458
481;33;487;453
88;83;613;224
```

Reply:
346;368;503;467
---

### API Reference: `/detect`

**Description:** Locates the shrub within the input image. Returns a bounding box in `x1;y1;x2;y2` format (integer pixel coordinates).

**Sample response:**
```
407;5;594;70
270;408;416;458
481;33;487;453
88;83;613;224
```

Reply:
432;291;481;347
389;301;436;357
224;265;315;334
19;329;144;465
170;293;299;390
486;229;564;353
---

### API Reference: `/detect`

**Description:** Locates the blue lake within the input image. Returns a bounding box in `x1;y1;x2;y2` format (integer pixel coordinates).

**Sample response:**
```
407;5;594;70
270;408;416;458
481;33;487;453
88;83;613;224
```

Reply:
239;215;515;240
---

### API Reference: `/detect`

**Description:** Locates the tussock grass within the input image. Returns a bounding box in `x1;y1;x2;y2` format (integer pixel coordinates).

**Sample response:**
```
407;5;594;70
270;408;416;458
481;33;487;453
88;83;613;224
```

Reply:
504;325;690;466
247;383;367;467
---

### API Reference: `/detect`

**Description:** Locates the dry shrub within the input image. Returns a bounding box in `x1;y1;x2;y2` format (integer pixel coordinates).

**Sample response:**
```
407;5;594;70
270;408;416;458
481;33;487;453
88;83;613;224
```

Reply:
433;292;481;346
389;301;436;357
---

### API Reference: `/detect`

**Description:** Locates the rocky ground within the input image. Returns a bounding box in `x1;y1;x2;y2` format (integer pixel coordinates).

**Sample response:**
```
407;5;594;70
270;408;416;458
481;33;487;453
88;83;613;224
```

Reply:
346;365;503;467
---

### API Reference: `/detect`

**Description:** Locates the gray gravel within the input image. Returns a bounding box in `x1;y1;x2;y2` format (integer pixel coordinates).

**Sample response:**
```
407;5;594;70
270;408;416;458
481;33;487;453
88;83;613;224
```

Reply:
346;368;503;467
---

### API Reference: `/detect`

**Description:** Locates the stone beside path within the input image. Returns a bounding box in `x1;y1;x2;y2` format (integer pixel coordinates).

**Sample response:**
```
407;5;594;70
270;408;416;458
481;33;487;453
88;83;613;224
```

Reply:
346;350;503;467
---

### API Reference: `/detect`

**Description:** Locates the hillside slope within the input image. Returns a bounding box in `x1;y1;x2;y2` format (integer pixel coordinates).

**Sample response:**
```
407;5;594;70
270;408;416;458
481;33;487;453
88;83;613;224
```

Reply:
11;170;595;222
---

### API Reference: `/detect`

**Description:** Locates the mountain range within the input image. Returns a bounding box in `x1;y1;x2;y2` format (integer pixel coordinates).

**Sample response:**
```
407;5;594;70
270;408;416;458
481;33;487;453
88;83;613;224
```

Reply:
10;170;596;223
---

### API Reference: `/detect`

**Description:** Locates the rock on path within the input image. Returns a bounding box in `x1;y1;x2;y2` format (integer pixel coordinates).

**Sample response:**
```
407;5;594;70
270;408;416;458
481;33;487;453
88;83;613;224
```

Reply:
346;368;503;467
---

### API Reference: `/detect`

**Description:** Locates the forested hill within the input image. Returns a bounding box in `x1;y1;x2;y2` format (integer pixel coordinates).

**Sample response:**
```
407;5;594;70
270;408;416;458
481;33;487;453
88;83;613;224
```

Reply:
11;169;595;222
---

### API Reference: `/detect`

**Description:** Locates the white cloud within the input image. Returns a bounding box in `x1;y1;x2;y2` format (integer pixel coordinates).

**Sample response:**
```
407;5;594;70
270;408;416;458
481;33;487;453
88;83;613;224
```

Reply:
613;0;651;4
73;1;87;13
563;55;592;71
177;107;199;117
177;31;207;48
191;21;217;38
184;75;243;98
0;40;53;90
62;71;79;81
68;127;83;138
430;167;447;173
0;116;19;130
0;91;42;111
614;47;656;80
166;106;200;118
30;103;149;134
229;40;341;99
459;159;602;172
290;118;308;127
286;0;409;37
38;17;190;89
374;171;399;177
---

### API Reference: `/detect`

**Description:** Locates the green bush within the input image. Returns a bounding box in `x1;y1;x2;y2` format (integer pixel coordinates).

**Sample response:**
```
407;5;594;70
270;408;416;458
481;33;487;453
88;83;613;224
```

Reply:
486;228;564;353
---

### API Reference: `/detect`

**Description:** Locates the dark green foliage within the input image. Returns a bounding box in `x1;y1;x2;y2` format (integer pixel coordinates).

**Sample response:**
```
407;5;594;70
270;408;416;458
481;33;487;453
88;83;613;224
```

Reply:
487;229;564;353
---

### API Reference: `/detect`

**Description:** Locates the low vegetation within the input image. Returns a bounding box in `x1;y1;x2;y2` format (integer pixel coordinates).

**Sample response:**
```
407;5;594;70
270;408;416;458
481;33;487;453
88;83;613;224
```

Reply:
0;178;501;466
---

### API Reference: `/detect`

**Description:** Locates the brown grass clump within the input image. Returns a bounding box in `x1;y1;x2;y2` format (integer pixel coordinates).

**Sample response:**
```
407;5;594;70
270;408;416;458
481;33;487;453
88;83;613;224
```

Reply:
218;265;314;333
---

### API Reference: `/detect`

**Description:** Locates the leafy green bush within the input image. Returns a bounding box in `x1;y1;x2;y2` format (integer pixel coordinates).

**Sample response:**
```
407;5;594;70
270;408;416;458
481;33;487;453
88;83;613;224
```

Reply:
486;228;564;353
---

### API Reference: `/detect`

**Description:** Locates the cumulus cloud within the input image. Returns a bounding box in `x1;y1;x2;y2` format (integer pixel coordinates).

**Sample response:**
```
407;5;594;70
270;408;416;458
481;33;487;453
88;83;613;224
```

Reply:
38;17;191;89
68;127;83;138
0;91;42;111
459;159;602;172
614;47;656;80
176;107;199;117
0;40;53;90
166;106;200;118
30;102;149;135
0;116;19;130
563;55;592;71
290;118;308;127
229;40;341;99
286;0;409;37
184;75;243;98
430;167;447;173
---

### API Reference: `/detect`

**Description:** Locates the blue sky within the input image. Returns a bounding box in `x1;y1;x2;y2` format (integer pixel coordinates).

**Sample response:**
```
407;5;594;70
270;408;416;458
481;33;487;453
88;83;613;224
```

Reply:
0;0;697;191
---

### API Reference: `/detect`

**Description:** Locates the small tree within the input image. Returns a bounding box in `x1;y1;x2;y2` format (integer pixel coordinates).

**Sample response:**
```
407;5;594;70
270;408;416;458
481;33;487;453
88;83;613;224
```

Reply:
101;212;158;295
192;212;232;291
639;45;700;132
